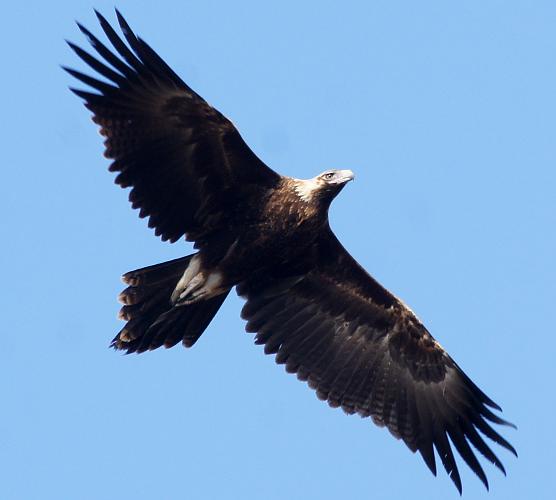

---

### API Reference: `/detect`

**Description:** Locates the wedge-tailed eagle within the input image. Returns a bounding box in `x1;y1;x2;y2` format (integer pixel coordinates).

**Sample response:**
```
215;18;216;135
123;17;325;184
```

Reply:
65;10;516;493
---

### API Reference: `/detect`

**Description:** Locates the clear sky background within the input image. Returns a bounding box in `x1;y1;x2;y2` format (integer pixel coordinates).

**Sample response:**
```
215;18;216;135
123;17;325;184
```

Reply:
1;1;554;499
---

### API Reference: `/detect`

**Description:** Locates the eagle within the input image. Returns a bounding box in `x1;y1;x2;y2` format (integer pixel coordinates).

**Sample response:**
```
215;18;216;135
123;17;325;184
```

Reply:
65;10;516;493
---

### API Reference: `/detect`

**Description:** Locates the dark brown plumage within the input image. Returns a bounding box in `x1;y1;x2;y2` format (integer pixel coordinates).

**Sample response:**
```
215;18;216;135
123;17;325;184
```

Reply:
65;10;516;494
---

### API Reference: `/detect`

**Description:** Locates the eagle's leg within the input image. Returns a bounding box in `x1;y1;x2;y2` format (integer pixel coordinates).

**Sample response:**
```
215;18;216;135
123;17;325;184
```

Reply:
171;254;225;305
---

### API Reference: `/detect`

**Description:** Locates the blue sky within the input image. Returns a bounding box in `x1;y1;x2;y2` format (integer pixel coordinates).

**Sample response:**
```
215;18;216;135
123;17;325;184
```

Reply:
1;1;555;498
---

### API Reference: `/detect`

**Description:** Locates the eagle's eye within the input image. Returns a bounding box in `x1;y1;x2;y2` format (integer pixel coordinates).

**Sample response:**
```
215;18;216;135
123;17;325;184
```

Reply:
323;172;335;180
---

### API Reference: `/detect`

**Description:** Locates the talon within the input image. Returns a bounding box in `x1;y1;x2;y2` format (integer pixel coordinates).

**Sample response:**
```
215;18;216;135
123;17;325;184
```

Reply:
178;273;205;301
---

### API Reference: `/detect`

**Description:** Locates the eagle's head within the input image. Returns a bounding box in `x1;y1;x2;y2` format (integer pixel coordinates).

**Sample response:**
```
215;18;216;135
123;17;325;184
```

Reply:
293;169;355;205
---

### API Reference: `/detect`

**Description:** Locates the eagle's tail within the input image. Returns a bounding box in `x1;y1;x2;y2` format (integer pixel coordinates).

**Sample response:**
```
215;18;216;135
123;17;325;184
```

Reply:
112;255;229;353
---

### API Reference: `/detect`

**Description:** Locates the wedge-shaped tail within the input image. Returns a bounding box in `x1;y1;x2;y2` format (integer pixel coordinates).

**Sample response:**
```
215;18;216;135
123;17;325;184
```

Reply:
113;255;229;353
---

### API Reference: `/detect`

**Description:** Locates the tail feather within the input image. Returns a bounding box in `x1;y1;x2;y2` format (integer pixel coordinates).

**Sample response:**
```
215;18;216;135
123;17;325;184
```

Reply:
112;255;229;353
121;256;195;286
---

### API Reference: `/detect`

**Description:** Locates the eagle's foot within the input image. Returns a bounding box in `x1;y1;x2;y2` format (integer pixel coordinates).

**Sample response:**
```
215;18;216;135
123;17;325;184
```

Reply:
172;264;225;305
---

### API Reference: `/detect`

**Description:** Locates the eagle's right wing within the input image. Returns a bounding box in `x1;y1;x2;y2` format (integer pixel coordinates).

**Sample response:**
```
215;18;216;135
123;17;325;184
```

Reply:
65;10;280;243
238;228;516;493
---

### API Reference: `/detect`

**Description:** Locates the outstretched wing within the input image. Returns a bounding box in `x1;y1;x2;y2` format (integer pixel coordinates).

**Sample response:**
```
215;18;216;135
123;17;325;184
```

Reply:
237;227;516;493
65;10;280;243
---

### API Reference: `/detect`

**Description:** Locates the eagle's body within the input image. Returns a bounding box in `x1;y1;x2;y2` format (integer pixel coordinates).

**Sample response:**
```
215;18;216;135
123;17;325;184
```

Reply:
171;173;352;305
66;10;516;494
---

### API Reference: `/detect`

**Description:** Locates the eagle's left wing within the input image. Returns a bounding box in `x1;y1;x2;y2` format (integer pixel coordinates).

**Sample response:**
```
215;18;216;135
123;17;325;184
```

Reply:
64;10;281;244
237;227;516;493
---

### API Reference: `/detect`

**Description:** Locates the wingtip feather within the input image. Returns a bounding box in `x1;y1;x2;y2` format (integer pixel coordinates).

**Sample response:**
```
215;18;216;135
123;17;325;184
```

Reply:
76;21;92;37
115;8;128;29
93;9;105;23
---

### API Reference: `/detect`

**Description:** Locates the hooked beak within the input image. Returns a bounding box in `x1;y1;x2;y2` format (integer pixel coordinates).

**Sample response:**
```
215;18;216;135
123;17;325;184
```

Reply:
338;169;355;183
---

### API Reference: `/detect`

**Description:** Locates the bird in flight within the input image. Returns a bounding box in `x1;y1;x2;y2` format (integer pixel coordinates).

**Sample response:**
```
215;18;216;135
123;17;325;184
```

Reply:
65;10;516;493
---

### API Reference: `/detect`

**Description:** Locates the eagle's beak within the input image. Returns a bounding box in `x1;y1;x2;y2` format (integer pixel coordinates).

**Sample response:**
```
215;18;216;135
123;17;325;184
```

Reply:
339;170;355;183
